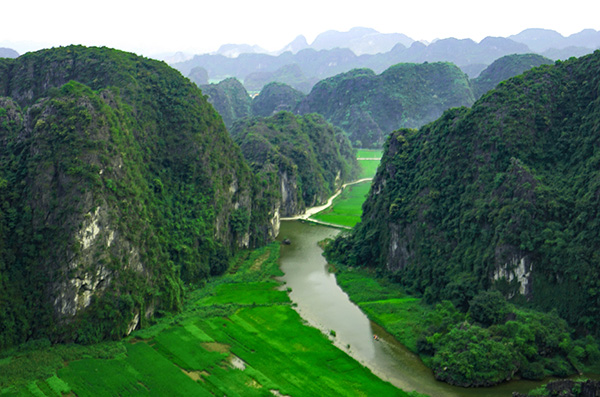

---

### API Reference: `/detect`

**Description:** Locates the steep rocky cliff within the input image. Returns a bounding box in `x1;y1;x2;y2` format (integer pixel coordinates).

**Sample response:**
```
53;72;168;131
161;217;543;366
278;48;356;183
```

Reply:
0;46;274;347
230;111;359;217
327;51;600;332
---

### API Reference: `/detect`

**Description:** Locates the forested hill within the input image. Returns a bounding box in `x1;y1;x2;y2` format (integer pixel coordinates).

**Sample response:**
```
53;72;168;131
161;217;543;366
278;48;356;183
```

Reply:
472;53;553;97
297;63;475;147
0;46;276;348
230;112;359;218
327;50;600;333
199;77;251;129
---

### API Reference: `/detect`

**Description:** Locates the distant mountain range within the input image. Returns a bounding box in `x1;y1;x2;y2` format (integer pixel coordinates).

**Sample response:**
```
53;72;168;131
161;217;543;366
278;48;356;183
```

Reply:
198;53;554;148
172;27;600;93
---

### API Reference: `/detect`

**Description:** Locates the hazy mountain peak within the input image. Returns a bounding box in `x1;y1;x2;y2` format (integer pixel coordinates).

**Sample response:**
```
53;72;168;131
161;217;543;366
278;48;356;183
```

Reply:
278;35;310;54
310;26;414;55
0;47;19;58
215;43;267;58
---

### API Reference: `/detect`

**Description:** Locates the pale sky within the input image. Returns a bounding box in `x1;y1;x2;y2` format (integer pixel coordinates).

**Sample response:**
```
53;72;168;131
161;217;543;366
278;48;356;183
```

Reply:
2;0;599;57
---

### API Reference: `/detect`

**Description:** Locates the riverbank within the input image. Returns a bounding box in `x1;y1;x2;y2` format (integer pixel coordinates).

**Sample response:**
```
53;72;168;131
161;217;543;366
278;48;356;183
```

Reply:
280;177;373;222
326;256;600;395
0;244;409;396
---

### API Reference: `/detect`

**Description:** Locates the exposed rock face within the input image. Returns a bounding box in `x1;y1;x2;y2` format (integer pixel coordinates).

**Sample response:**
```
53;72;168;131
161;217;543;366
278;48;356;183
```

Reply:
328;51;600;331
279;169;303;217
0;46;274;346
231;112;359;219
493;256;532;297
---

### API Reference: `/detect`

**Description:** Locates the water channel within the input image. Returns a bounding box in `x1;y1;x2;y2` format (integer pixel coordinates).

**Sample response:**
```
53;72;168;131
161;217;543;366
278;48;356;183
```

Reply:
277;220;553;397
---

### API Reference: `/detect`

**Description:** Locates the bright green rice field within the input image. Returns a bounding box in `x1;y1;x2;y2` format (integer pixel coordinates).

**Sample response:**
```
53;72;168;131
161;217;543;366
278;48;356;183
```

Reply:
1;244;411;397
311;182;371;227
311;152;381;227
356;149;383;159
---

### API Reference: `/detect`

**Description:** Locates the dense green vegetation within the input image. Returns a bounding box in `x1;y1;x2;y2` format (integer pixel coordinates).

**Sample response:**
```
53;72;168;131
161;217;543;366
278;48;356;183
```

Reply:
326;51;600;385
199;62;552;151
472;53;553;97
330;264;600;387
516;379;600;396
1;244;409;396
250;82;305;117
230;111;360;216
0;46;275;348
244;63;317;93
296;63;476;147
199;77;252;128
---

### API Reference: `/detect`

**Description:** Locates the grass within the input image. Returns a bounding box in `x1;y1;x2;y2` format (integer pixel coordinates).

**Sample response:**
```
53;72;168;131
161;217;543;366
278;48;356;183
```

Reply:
356;149;383;159
358;159;380;179
334;266;431;354
1;244;408;396
311;152;380;228
312;181;371;227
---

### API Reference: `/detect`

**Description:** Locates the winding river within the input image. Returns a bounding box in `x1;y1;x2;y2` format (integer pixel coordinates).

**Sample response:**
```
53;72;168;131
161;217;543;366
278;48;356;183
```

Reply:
277;220;552;397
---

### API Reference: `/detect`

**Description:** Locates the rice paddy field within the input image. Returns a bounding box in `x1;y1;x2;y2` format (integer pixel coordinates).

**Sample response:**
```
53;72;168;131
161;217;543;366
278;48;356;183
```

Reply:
356;149;383;159
0;244;410;397
357;150;382;180
311;181;371;227
334;267;429;355
311;150;382;227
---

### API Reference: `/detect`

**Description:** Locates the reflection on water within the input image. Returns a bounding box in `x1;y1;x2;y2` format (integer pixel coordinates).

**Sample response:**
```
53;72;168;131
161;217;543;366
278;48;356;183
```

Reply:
277;220;553;397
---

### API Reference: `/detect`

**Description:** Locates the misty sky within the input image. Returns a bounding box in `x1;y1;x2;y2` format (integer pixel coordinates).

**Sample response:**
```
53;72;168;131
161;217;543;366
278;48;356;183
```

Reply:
2;0;599;56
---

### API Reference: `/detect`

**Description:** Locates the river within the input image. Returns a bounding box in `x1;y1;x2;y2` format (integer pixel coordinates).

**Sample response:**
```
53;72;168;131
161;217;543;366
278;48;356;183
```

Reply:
277;220;553;397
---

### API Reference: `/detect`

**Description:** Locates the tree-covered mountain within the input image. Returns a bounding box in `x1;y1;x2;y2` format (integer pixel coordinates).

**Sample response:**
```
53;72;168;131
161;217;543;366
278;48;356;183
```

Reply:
296;63;476;147
199;77;251;129
251;82;305;117
230;112;359;217
327;50;600;332
243;63;316;93
472;53;553;97
0;46;276;348
171;37;532;92
187;66;208;85
326;50;600;386
198;79;306;125
172;27;600;93
197;58;552;149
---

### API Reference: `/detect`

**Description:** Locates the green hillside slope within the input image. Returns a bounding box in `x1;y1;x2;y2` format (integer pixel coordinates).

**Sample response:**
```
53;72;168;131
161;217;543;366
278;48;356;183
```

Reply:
230;112;359;217
328;51;600;331
0;46;275;347
297;63;475;147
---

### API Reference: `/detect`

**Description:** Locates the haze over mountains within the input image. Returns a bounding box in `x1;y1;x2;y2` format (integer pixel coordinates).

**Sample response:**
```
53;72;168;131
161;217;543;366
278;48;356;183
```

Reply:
171;27;600;93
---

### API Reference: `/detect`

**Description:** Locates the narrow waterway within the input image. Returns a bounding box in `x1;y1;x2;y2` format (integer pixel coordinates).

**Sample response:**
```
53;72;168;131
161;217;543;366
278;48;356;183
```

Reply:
277;220;552;397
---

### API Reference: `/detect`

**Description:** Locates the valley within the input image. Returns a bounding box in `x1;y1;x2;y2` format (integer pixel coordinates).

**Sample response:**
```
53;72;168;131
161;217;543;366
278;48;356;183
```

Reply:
1;23;600;396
